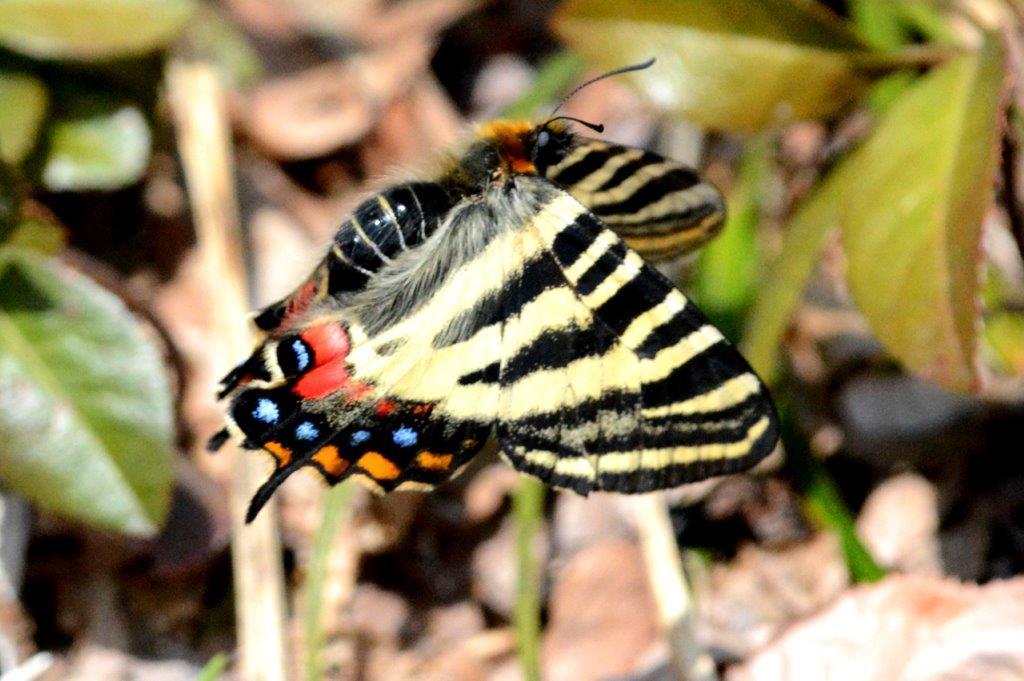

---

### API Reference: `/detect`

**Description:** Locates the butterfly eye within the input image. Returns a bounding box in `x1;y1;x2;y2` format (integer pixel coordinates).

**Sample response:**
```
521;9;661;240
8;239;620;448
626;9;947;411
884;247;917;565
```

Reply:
536;130;550;147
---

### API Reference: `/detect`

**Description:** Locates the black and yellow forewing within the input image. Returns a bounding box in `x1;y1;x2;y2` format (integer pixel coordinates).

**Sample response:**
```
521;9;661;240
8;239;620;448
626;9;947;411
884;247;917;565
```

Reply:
538;138;726;262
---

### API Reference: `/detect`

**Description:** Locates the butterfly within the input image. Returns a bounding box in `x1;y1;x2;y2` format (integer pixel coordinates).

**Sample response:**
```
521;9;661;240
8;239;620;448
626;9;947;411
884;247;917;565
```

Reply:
209;61;780;523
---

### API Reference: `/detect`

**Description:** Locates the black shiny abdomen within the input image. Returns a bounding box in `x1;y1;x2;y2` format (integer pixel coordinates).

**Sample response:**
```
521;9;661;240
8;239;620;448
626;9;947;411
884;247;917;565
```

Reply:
254;182;453;333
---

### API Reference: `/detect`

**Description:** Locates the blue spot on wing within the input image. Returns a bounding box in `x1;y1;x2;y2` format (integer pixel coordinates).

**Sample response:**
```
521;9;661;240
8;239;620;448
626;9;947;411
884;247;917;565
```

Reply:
392;427;418;447
253;398;279;424
296;422;319;441
350;430;371;445
292;339;310;371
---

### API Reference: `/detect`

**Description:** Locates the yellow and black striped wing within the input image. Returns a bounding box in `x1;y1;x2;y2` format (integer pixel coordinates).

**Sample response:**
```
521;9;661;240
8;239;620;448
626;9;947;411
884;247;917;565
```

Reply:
494;180;776;492
211;178;776;520
537;138;726;262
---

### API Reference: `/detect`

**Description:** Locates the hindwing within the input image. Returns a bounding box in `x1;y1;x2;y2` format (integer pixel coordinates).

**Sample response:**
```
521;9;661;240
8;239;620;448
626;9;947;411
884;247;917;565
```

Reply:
536;138;726;262
212;177;777;521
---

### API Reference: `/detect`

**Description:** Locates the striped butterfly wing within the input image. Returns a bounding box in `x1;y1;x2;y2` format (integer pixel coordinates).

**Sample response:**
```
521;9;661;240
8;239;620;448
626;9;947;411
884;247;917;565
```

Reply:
214;177;777;520
213;192;516;520
217;182;454;397
536;138;726;262
495;179;777;492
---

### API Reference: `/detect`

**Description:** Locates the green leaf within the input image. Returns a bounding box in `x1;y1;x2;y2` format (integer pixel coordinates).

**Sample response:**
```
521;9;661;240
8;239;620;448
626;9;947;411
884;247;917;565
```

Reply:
0;69;49;165
502;52;583;119
0;248;174;536
984;311;1024;375
554;0;873;131
2;218;66;254
849;0;909;49
692;135;770;341
198;653;229;681
0;0;196;60
41;94;151;192
303;483;353;681
742;162;849;384
840;36;1006;392
513;477;544;681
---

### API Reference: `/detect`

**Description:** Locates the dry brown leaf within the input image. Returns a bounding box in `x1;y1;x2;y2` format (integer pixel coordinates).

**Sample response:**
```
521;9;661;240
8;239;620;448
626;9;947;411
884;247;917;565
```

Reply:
462;463;519;524
543;539;660;681
696;533;849;659
236;39;433;159
728;575;1024;681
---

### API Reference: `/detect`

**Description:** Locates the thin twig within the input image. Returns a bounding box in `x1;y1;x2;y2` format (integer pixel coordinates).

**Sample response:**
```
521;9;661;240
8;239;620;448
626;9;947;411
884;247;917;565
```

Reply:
166;62;290;681
633;494;718;681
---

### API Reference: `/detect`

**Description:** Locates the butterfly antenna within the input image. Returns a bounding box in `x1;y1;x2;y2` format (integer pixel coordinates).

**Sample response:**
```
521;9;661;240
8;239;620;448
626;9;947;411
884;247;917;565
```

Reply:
549;57;656;117
545;115;604;133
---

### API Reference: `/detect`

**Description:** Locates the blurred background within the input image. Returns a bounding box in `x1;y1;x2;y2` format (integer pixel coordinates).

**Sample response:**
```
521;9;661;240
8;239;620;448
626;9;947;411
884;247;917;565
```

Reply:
1;0;1023;679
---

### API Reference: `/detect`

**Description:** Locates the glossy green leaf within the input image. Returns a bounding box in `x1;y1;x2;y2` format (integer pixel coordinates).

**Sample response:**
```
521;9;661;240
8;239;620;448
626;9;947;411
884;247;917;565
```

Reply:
554;0;873;131
692;135;769;342
41;94;151;192
0;0;196;60
841;36;1006;392
742;162;850;384
0;70;48;165
0;248;174;535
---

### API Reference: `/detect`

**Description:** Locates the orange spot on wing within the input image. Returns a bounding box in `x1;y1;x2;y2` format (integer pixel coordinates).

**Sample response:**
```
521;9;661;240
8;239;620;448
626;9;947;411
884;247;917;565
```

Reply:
313;445;349;477
415;451;453;471
375;400;396;416
264;441;292;466
357;451;400;480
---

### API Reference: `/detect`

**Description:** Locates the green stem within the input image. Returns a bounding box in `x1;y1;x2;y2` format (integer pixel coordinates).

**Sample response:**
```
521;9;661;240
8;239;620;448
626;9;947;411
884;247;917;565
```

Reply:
303;483;354;681
781;403;885;583
512;477;545;681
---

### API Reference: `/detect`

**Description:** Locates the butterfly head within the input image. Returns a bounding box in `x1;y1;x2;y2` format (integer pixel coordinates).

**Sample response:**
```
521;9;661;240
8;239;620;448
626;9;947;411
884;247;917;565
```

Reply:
467;118;588;185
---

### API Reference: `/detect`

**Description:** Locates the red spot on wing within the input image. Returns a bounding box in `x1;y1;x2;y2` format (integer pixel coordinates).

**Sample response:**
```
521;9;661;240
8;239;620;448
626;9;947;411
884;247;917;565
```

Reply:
375;400;396;416
291;322;372;400
300;323;350;364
